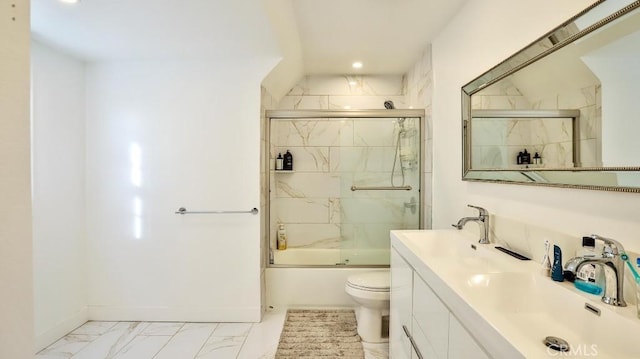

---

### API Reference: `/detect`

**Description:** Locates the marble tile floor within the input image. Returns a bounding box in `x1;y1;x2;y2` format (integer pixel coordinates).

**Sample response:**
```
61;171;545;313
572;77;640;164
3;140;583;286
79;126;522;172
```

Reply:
36;308;389;359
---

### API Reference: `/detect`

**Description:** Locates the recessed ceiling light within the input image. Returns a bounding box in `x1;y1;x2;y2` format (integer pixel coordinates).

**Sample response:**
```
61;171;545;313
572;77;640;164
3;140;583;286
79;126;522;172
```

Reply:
60;0;80;4
348;81;357;86
352;62;363;69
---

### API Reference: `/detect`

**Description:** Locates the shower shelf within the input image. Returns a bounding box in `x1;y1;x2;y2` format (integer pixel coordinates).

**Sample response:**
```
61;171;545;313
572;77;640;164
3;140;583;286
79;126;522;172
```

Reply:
272;170;295;173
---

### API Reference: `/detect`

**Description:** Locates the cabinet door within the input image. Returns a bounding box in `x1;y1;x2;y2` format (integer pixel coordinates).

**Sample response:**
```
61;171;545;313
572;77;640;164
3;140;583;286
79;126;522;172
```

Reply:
390;248;413;359
448;315;490;359
411;318;438;359
413;274;449;358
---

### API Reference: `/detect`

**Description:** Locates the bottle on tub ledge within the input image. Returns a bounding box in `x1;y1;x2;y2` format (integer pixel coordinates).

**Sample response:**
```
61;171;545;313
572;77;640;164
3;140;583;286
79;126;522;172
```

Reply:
277;223;287;250
283;150;293;171
533;152;542;165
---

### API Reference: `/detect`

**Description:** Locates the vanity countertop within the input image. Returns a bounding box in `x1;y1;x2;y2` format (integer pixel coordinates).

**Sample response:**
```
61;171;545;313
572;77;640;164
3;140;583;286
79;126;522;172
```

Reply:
391;229;640;359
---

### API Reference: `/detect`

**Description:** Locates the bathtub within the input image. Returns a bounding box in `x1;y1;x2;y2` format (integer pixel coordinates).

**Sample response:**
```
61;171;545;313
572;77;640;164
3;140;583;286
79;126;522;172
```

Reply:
267;248;389;307
272;247;390;266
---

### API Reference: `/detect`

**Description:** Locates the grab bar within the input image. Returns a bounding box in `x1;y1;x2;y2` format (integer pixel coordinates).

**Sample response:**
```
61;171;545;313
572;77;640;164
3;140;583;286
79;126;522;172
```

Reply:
175;207;259;215
350;185;412;191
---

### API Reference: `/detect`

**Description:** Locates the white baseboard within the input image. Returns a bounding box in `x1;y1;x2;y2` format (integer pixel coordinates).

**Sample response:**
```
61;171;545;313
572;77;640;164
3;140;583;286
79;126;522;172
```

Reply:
35;307;89;352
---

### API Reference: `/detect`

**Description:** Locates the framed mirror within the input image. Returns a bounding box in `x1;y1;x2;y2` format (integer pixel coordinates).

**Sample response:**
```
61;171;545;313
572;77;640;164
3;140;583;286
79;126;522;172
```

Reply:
462;0;640;193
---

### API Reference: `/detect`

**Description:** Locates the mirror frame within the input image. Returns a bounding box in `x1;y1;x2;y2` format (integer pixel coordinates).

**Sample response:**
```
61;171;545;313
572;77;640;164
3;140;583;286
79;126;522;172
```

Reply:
461;0;640;193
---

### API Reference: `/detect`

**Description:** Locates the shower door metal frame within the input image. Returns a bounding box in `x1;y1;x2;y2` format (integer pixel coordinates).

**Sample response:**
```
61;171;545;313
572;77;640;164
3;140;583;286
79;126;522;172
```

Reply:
265;109;426;268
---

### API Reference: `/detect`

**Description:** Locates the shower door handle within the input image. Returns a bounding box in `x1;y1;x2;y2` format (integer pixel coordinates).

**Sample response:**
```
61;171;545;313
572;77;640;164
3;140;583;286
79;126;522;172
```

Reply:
403;197;417;214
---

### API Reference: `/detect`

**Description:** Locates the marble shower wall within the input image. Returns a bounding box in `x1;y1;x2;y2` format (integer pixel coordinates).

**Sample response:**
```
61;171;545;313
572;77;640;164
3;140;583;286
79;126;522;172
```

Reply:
269;117;421;251
471;78;601;169
277;75;406;110
404;46;434;229
269;73;428;252
471;117;575;169
263;47;436;254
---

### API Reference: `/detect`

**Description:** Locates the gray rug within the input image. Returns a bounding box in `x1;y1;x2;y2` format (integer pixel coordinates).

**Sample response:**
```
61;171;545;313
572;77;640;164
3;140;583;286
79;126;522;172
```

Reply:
275;309;365;359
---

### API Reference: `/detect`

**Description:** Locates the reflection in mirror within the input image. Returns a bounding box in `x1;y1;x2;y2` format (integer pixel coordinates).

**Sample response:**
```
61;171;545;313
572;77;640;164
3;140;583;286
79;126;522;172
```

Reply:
471;110;582;170
462;1;640;192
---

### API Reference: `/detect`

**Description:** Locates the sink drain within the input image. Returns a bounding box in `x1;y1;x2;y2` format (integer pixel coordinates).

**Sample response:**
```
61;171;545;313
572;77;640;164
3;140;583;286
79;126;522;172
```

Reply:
544;336;570;352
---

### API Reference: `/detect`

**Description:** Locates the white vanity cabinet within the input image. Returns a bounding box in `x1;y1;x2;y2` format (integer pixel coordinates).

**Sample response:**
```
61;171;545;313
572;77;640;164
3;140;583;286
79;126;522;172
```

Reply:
390;248;413;359
391;247;489;359
448;315;489;359
412;272;449;358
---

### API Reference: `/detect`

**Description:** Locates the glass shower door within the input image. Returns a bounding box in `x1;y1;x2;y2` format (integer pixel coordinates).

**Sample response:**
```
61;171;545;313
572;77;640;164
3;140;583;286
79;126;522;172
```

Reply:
337;117;421;266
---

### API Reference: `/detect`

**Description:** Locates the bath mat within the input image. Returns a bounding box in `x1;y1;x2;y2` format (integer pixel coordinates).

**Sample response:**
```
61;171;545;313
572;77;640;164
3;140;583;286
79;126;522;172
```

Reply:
275;309;365;359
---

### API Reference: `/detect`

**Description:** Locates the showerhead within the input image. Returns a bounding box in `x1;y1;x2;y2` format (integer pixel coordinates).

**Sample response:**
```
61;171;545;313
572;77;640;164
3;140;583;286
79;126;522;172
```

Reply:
384;100;395;109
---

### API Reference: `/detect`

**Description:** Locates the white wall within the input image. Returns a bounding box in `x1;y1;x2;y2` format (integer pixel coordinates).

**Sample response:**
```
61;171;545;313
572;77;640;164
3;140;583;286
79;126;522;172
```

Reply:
583;30;640;167
431;0;640;254
31;41;88;350
0;1;34;357
85;58;274;322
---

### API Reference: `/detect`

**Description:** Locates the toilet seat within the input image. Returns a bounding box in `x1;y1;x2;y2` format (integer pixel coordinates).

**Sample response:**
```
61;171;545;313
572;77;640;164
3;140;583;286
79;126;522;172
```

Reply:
345;270;391;343
346;271;390;292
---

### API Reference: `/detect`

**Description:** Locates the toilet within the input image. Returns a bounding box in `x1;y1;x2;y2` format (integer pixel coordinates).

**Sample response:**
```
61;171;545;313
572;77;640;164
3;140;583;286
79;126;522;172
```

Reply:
345;270;390;343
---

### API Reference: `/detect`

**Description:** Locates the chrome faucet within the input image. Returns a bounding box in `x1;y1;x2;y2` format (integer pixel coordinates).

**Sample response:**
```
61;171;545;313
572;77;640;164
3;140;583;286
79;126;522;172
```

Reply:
452;204;490;244
565;234;627;307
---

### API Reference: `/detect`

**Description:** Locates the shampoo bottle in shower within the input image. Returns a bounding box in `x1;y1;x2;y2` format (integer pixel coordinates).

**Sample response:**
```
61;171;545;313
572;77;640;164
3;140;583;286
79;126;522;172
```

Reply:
283;150;293;171
277;224;287;250
276;153;284;170
522;149;531;165
533;152;541;165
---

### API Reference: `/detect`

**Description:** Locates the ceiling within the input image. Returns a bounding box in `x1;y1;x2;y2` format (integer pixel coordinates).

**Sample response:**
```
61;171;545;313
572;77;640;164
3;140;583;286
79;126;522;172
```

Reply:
31;0;468;75
30;0;281;61
291;0;468;74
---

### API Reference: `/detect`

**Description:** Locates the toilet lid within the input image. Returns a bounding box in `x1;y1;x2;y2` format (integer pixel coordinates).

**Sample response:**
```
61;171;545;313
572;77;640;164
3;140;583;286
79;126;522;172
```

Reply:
347;271;390;292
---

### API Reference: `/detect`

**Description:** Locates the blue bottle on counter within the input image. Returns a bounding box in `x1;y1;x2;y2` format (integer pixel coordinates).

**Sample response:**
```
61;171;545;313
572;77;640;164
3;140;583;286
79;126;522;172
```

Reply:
551;245;564;282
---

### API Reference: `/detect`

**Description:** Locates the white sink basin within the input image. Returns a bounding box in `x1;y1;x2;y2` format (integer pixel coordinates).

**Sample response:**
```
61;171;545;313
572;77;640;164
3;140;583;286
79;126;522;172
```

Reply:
455;272;548;313
392;229;640;358
401;230;493;257
425;256;513;274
